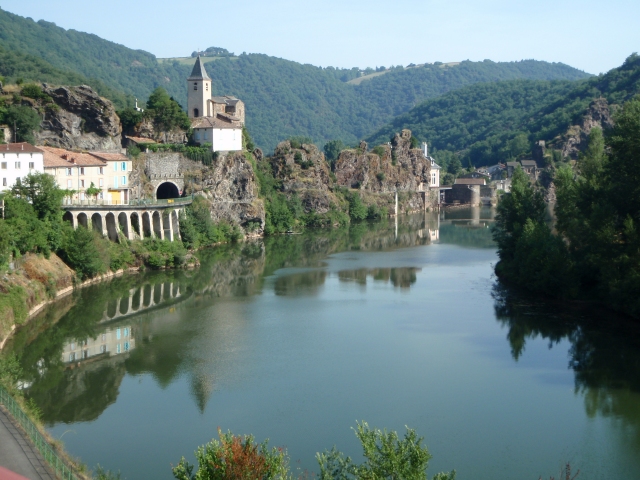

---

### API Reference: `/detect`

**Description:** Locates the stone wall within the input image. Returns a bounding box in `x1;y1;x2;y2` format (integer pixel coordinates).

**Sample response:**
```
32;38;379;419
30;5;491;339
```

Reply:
445;184;481;206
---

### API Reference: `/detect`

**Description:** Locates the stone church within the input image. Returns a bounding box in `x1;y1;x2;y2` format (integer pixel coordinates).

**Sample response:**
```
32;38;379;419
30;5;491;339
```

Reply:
188;56;245;152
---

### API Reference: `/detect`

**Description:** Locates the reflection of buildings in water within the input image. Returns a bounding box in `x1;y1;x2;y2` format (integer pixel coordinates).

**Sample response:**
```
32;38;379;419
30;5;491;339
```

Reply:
338;267;421;289
102;281;184;323
61;325;135;365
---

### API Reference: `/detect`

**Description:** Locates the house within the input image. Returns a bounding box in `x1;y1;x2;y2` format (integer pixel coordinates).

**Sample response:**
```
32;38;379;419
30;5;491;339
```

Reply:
454;177;486;186
188;56;244;152
124;135;156;150
520;160;539;180
422;142;440;188
40;146;131;205
0;143;44;192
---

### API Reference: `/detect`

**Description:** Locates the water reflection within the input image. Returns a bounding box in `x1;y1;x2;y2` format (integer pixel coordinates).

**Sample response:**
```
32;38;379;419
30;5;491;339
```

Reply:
337;268;420;289
493;284;640;454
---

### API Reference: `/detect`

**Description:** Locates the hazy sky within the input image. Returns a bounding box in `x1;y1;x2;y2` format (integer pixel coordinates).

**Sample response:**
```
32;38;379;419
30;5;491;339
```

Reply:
2;0;639;74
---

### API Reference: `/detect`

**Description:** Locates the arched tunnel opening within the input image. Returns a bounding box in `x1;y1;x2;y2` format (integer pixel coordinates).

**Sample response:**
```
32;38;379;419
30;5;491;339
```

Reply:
156;182;180;200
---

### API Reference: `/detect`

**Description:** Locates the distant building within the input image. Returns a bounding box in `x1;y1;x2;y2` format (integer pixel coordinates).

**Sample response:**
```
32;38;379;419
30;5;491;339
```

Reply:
187;56;244;153
41;146;131;204
0;143;44;192
62;325;135;364
422;142;440;188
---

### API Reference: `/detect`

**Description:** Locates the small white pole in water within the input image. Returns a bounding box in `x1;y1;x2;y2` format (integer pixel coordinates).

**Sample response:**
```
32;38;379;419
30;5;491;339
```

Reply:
395;190;398;239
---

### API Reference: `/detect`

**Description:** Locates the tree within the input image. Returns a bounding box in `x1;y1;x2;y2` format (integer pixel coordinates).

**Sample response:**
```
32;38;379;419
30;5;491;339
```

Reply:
2;104;41;143
324;140;345;166
145;87;191;132
85;182;101;204
11;172;65;220
61;225;105;280
317;422;456;480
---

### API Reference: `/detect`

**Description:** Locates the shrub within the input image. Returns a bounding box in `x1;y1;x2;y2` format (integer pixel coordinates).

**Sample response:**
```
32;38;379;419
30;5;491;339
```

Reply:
372;146;385;158
62;226;106;280
348;192;367;221
376;172;386;182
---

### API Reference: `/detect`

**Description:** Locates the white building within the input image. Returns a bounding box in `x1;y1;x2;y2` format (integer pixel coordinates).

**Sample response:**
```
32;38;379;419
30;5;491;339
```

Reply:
422;142;440;188
188;56;244;153
0;143;44;192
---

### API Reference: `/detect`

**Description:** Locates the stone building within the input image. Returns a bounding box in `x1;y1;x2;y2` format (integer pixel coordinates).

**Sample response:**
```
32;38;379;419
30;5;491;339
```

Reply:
188;56;244;152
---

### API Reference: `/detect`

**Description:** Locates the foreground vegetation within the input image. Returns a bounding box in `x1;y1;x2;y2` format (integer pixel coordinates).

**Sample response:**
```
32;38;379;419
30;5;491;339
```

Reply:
173;422;456;480
492;96;640;318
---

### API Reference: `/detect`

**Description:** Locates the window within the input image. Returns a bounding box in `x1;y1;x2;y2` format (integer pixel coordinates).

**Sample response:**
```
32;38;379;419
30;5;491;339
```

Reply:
80;180;85;188
121;162;126;171
116;343;121;354
66;168;72;176
15;161;20;169
116;328;121;340
124;342;130;352
99;167;104;175
206;83;208;91
193;108;199;118
101;333;106;342
69;353;76;362
124;328;129;337
2;178;6;187
193;82;198;91
99;178;104;187
99;192;103;199
113;162;118;172
80;167;85;175
122;176;127;185
83;350;89;359
67;179;72;188
114;177;119;188
80;192;85;200
100;345;107;353
1;162;6;169
70;342;76;350
29;162;34;169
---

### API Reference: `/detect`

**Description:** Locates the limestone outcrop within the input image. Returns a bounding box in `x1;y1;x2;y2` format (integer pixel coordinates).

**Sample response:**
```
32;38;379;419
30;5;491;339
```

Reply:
35;84;122;151
334;129;431;193
559;98;614;159
266;141;339;214
133;118;187;144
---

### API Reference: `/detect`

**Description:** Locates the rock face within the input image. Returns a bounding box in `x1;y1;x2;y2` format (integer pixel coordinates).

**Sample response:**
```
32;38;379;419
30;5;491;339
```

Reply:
134;118;187;144
35;84;122;151
560;98;614;159
334;129;431;193
132;151;265;233
267;141;339;214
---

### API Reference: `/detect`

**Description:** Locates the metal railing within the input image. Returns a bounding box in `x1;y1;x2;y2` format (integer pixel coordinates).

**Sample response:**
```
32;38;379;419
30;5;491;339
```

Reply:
128;195;194;207
0;386;82;480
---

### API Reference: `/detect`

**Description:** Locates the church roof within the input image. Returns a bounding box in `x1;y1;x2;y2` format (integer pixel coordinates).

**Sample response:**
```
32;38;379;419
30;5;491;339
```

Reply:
191;116;241;130
188;56;211;80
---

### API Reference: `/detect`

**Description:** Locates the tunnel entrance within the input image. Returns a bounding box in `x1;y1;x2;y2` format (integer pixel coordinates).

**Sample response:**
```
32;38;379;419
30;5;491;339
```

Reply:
156;182;180;200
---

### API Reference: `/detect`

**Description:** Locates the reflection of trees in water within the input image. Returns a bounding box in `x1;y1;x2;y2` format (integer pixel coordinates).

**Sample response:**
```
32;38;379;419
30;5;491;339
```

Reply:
274;271;328;296
493;284;640;451
338;268;420;289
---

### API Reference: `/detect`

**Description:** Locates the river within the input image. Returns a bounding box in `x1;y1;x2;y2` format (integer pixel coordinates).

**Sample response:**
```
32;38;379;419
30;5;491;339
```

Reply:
6;207;640;479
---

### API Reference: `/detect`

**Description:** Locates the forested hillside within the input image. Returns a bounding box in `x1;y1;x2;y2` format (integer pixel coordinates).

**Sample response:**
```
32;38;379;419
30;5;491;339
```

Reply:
0;7;590;151
368;54;640;167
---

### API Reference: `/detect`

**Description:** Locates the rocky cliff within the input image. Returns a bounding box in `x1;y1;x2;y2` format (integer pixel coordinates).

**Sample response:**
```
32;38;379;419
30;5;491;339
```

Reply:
35;84;122;151
334;130;431;192
558;98;615;159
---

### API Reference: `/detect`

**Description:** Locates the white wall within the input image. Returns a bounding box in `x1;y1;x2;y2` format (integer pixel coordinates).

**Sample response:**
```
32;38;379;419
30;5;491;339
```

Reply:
211;128;242;152
0;151;44;191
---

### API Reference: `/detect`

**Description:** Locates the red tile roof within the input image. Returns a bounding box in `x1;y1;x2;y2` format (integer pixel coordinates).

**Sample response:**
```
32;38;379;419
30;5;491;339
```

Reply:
1;143;44;154
39;146;107;167
89;152;128;162
125;136;156;144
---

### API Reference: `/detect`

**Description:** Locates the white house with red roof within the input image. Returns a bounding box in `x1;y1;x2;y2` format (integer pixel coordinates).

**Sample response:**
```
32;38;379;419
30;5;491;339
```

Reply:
0;143;44;192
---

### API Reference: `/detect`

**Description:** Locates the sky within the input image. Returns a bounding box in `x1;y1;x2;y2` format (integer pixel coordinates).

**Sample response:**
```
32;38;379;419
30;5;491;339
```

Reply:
2;0;639;74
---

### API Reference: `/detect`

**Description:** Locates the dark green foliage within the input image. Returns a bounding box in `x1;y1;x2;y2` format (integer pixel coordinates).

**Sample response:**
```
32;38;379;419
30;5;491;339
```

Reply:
496;97;640;317
368;54;640;167
1;104;41;143
19;83;50;101
61;226;106;280
371;146;386;158
117;107;143;134
144;87;190;132
347;192;368;221
324;140;346;169
11;172;66;221
139;238;188;269
242;127;254;151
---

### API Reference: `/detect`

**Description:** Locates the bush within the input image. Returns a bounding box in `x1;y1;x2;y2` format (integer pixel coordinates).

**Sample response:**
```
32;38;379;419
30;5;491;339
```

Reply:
376;172;386;182
347;192;367;221
62;226;106;280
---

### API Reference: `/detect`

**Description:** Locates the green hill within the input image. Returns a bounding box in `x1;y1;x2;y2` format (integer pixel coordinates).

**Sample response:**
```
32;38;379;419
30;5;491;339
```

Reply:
367;54;640;167
0;7;591;151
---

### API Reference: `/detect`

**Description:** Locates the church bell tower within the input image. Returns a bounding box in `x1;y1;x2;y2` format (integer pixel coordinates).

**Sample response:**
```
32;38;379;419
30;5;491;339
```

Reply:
187;56;211;118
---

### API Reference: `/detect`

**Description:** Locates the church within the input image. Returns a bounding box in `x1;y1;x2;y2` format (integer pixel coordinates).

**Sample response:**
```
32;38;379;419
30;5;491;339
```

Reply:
188;56;245;152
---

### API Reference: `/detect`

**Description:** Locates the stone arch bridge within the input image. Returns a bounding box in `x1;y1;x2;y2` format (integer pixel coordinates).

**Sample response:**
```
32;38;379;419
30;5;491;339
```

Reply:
62;198;193;242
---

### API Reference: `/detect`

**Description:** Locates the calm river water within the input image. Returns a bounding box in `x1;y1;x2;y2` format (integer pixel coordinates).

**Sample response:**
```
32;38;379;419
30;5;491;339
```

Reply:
7;207;640;479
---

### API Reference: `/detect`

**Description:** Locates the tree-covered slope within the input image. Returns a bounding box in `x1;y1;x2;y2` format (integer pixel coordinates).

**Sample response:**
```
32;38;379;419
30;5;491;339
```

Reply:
0;7;591;152
367;54;640;166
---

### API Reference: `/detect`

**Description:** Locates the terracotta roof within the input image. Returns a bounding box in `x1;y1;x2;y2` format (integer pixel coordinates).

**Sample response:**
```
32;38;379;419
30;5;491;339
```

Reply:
191;116;242;130
1;143;44;154
506;161;520;167
125;136;156;144
39;146;107;167
454;178;486;185
89;152;128;162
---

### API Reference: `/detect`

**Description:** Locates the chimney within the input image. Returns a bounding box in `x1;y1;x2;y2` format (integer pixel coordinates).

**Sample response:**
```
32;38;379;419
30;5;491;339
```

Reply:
21;144;24;150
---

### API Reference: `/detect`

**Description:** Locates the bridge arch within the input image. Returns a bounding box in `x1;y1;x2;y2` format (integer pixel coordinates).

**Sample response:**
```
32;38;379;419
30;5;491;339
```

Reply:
156;182;180;200
91;213;103;234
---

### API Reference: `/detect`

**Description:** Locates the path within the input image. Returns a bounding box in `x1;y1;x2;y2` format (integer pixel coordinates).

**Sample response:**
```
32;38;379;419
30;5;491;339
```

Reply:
0;406;55;480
